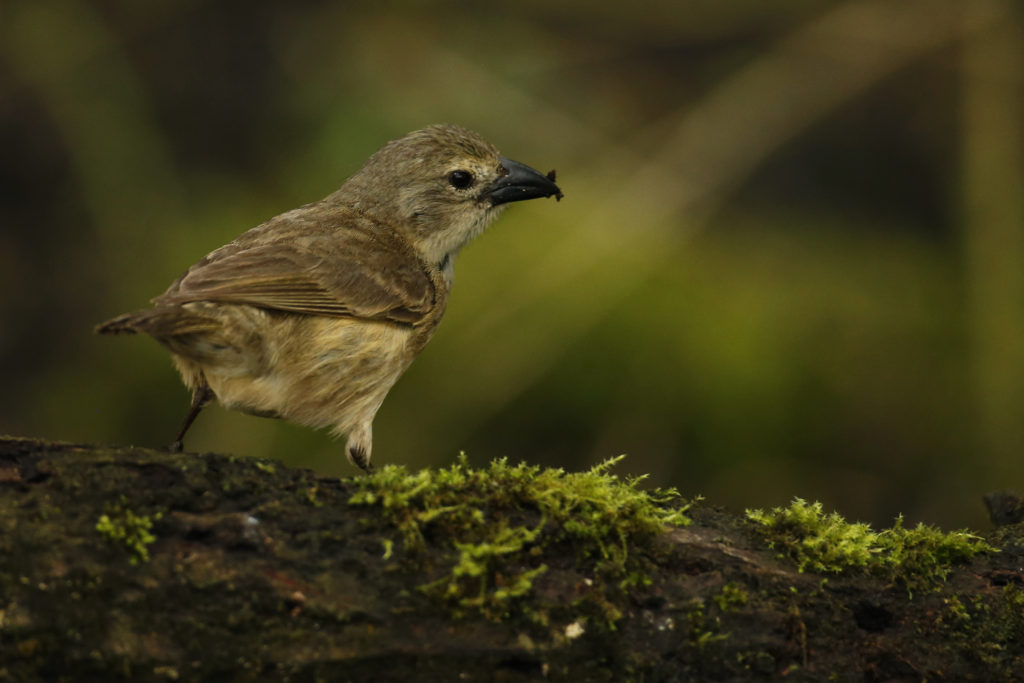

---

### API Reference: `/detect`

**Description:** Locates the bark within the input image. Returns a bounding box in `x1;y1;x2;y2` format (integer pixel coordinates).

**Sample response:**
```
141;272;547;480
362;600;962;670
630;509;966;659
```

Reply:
1;436;1021;682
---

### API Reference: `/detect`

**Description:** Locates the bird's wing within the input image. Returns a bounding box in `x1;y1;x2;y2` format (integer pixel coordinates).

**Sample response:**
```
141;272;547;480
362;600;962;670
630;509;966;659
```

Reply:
154;224;434;325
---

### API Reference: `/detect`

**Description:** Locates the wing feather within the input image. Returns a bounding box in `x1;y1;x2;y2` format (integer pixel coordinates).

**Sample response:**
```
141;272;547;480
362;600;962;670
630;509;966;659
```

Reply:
154;208;433;324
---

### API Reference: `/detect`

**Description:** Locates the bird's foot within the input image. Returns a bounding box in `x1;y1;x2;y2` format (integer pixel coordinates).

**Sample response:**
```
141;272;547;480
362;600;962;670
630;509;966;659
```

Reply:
348;445;375;474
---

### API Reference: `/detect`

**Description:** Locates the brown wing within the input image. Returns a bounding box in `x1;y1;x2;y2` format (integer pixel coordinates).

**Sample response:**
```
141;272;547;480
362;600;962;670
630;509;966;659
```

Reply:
154;211;434;324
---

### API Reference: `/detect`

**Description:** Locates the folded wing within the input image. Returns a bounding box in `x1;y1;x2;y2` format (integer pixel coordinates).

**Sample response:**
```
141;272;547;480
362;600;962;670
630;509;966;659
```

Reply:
155;212;434;325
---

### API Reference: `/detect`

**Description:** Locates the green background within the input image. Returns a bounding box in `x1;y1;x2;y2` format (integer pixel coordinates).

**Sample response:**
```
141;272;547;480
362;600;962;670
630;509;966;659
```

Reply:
3;0;1023;529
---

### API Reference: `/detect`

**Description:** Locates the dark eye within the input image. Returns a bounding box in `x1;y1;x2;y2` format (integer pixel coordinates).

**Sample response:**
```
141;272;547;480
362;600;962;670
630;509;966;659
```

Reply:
448;170;474;190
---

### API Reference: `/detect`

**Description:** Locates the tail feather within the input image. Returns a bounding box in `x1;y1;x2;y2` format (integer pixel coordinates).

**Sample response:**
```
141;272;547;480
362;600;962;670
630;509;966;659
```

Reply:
96;305;248;371
95;313;143;335
95;307;220;337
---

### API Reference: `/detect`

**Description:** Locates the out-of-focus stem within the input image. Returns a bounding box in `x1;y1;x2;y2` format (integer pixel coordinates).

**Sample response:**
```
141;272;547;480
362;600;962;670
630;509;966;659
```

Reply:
961;0;1024;474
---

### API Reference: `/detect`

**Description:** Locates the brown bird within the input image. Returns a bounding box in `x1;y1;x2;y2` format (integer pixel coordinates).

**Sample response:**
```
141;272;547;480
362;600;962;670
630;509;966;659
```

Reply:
96;124;562;472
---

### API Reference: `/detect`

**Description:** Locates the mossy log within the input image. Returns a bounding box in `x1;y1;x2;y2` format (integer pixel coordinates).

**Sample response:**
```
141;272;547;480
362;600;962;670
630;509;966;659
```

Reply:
1;435;1022;682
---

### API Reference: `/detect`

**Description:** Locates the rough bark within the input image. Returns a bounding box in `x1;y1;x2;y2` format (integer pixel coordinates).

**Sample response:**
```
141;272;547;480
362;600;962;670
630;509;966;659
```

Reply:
1;436;1021;682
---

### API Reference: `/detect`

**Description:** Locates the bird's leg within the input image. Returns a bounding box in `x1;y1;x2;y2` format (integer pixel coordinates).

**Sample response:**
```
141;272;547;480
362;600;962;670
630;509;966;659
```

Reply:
169;384;214;452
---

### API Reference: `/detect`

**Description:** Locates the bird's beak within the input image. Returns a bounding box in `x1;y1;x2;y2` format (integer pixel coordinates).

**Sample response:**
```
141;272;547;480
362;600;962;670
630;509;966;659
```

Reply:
487;157;564;206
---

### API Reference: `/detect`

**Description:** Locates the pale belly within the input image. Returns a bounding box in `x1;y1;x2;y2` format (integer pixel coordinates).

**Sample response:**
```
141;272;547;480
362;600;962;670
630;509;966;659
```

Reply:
169;304;419;437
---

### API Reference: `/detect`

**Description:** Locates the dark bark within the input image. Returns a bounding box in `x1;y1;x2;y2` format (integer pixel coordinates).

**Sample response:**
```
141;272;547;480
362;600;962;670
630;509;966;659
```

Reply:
1;436;1022;682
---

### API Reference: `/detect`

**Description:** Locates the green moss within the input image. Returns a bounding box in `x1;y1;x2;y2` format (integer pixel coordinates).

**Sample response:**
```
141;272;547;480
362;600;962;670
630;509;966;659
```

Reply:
686;598;730;650
348;453;692;622
713;582;749;612
944;595;970;623
933;586;1024;672
998;584;1024;642
746;498;995;592
304;484;324;508
95;496;161;565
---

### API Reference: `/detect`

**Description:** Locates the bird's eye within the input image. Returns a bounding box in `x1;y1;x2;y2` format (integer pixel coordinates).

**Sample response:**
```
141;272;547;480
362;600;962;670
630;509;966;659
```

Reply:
448;170;474;190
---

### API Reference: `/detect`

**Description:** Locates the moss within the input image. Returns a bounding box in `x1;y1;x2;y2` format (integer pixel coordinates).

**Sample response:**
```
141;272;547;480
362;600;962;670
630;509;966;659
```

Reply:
95;496;161;565
930;586;1024;674
713;582;749;612
304;484;324;508
254;461;276;474
420;522;548;616
685;598;729;650
943;595;970;624
746;498;995;592
348;453;692;623
998;584;1024;643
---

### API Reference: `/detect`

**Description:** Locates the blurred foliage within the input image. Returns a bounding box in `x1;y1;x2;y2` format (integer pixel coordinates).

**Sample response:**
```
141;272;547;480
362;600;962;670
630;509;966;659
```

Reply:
2;0;1023;528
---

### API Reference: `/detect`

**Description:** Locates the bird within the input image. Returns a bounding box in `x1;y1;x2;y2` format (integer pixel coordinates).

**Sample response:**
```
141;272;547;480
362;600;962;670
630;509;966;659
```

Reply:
96;124;562;472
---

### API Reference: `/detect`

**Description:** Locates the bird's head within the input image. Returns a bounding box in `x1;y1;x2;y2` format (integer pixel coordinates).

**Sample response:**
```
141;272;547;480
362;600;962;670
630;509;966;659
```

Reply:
334;124;562;268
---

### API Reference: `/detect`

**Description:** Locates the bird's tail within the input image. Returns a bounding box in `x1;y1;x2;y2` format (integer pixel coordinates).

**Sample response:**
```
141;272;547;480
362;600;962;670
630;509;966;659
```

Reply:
95;307;219;337
95;312;145;335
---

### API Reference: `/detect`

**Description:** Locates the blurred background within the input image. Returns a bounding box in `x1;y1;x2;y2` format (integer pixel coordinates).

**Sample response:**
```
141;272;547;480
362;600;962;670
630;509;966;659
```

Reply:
2;0;1022;529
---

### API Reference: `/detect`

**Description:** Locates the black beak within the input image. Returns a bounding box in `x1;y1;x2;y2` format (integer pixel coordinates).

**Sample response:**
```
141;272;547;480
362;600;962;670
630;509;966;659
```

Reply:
487;157;564;206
